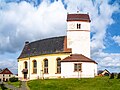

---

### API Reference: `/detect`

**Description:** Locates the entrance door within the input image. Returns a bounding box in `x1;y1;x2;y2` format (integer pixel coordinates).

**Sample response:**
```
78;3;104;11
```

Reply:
24;74;27;79
3;78;5;82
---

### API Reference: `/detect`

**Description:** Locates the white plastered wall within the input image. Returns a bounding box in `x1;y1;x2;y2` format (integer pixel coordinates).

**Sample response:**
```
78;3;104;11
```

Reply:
67;31;90;58
61;62;97;78
67;21;90;58
67;21;90;30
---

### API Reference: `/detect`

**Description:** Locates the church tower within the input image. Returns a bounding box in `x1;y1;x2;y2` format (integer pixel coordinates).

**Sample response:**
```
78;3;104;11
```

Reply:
67;12;91;58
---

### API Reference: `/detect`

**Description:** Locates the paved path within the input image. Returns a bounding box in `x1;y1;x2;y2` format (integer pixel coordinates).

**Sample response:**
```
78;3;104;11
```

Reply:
2;81;30;90
4;83;19;90
20;81;30;90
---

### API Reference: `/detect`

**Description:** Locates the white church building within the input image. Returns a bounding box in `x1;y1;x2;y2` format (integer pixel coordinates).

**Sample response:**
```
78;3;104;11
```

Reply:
18;12;97;80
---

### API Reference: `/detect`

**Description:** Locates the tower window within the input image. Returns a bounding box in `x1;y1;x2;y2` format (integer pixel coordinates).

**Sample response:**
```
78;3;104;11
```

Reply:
77;24;81;29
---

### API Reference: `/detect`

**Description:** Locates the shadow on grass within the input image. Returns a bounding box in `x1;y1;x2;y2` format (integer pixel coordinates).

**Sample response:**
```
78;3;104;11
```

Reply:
0;83;8;90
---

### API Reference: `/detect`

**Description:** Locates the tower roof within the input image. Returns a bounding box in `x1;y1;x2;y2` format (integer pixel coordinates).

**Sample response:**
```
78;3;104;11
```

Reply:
67;13;91;22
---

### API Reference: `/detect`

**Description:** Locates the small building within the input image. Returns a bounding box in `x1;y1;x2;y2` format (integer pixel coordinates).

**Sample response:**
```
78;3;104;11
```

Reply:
61;54;97;78
0;68;14;82
98;69;110;76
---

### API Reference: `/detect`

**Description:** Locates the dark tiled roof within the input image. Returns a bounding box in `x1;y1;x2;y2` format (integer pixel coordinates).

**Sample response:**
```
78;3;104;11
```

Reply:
18;36;71;59
61;54;97;64
0;68;13;74
67;14;91;22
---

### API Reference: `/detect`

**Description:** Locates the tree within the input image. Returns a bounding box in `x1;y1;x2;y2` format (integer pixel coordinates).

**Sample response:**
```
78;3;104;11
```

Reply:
117;73;120;79
9;77;18;82
109;73;114;79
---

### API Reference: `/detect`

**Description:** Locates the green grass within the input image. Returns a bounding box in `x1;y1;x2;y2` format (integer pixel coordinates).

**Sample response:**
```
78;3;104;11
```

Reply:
7;81;20;87
0;83;10;90
28;77;120;90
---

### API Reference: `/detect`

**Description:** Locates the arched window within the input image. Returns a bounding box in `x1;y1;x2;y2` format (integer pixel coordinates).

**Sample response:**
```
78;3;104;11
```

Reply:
44;59;48;74
33;60;37;74
24;61;27;69
56;57;61;73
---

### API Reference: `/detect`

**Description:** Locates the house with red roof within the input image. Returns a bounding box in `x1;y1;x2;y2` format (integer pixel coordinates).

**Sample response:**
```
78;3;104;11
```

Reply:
0;68;14;82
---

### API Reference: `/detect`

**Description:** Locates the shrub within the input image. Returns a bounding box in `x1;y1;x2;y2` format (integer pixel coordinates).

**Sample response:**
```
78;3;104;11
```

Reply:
117;73;120;79
0;83;7;89
109;73;114;79
9;77;18;82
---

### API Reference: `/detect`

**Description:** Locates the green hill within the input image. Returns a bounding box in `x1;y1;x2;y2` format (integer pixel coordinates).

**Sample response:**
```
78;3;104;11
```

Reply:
28;77;120;90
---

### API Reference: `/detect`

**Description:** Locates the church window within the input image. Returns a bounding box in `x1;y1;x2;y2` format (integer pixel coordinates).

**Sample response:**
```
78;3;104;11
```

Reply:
24;61;27;69
77;24;81;29
33;60;37;74
74;63;82;71
56;57;61;73
44;59;48;74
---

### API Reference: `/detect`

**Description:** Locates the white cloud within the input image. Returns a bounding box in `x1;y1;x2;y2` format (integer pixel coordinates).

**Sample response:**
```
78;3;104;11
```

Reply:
64;0;120;72
113;36;120;46
0;0;67;54
0;0;119;54
65;0;119;52
91;51;120;72
0;53;18;74
0;0;120;73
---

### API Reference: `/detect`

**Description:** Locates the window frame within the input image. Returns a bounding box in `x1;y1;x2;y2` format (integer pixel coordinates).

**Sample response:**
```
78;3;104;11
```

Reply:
77;23;81;29
74;63;82;72
33;60;37;74
44;59;48;74
56;57;61;74
9;74;11;77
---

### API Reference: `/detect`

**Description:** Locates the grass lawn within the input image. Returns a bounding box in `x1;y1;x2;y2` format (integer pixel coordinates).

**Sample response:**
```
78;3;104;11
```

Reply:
0;84;10;90
7;81;20;88
28;77;120;90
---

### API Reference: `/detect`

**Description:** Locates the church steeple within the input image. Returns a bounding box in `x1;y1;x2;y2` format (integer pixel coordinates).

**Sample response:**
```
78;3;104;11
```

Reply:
67;12;91;58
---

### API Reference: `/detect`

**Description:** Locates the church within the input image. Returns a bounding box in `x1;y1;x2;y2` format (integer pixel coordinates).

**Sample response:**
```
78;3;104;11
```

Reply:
18;12;97;80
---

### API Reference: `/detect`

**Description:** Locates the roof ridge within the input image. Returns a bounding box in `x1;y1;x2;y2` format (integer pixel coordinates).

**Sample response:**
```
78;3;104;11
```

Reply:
30;36;66;44
18;36;68;59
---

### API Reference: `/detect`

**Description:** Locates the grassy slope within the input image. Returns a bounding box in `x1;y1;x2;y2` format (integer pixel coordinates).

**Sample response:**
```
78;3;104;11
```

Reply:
7;81;20;87
28;77;120;90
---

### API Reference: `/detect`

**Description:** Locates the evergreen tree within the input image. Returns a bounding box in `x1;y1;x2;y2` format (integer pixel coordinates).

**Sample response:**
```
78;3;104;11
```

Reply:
109;73;114;79
117;73;120;79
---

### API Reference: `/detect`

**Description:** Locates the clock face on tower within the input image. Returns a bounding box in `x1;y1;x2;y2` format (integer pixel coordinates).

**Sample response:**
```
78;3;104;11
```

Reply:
69;23;75;29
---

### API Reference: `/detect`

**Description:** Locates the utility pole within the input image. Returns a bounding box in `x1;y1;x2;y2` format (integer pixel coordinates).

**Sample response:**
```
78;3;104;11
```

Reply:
29;55;30;80
26;41;30;80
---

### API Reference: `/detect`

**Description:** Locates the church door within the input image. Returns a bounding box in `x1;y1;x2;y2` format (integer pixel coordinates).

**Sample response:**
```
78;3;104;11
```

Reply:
24;73;27;79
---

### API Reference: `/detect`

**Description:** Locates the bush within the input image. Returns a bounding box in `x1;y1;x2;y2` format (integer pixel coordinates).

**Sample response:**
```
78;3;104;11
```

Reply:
109;73;114;79
117;73;120;79
9;77;18;82
0;83;7;89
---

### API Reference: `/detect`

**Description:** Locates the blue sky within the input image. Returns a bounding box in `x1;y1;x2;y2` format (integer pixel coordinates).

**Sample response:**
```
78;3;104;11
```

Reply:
0;0;120;74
